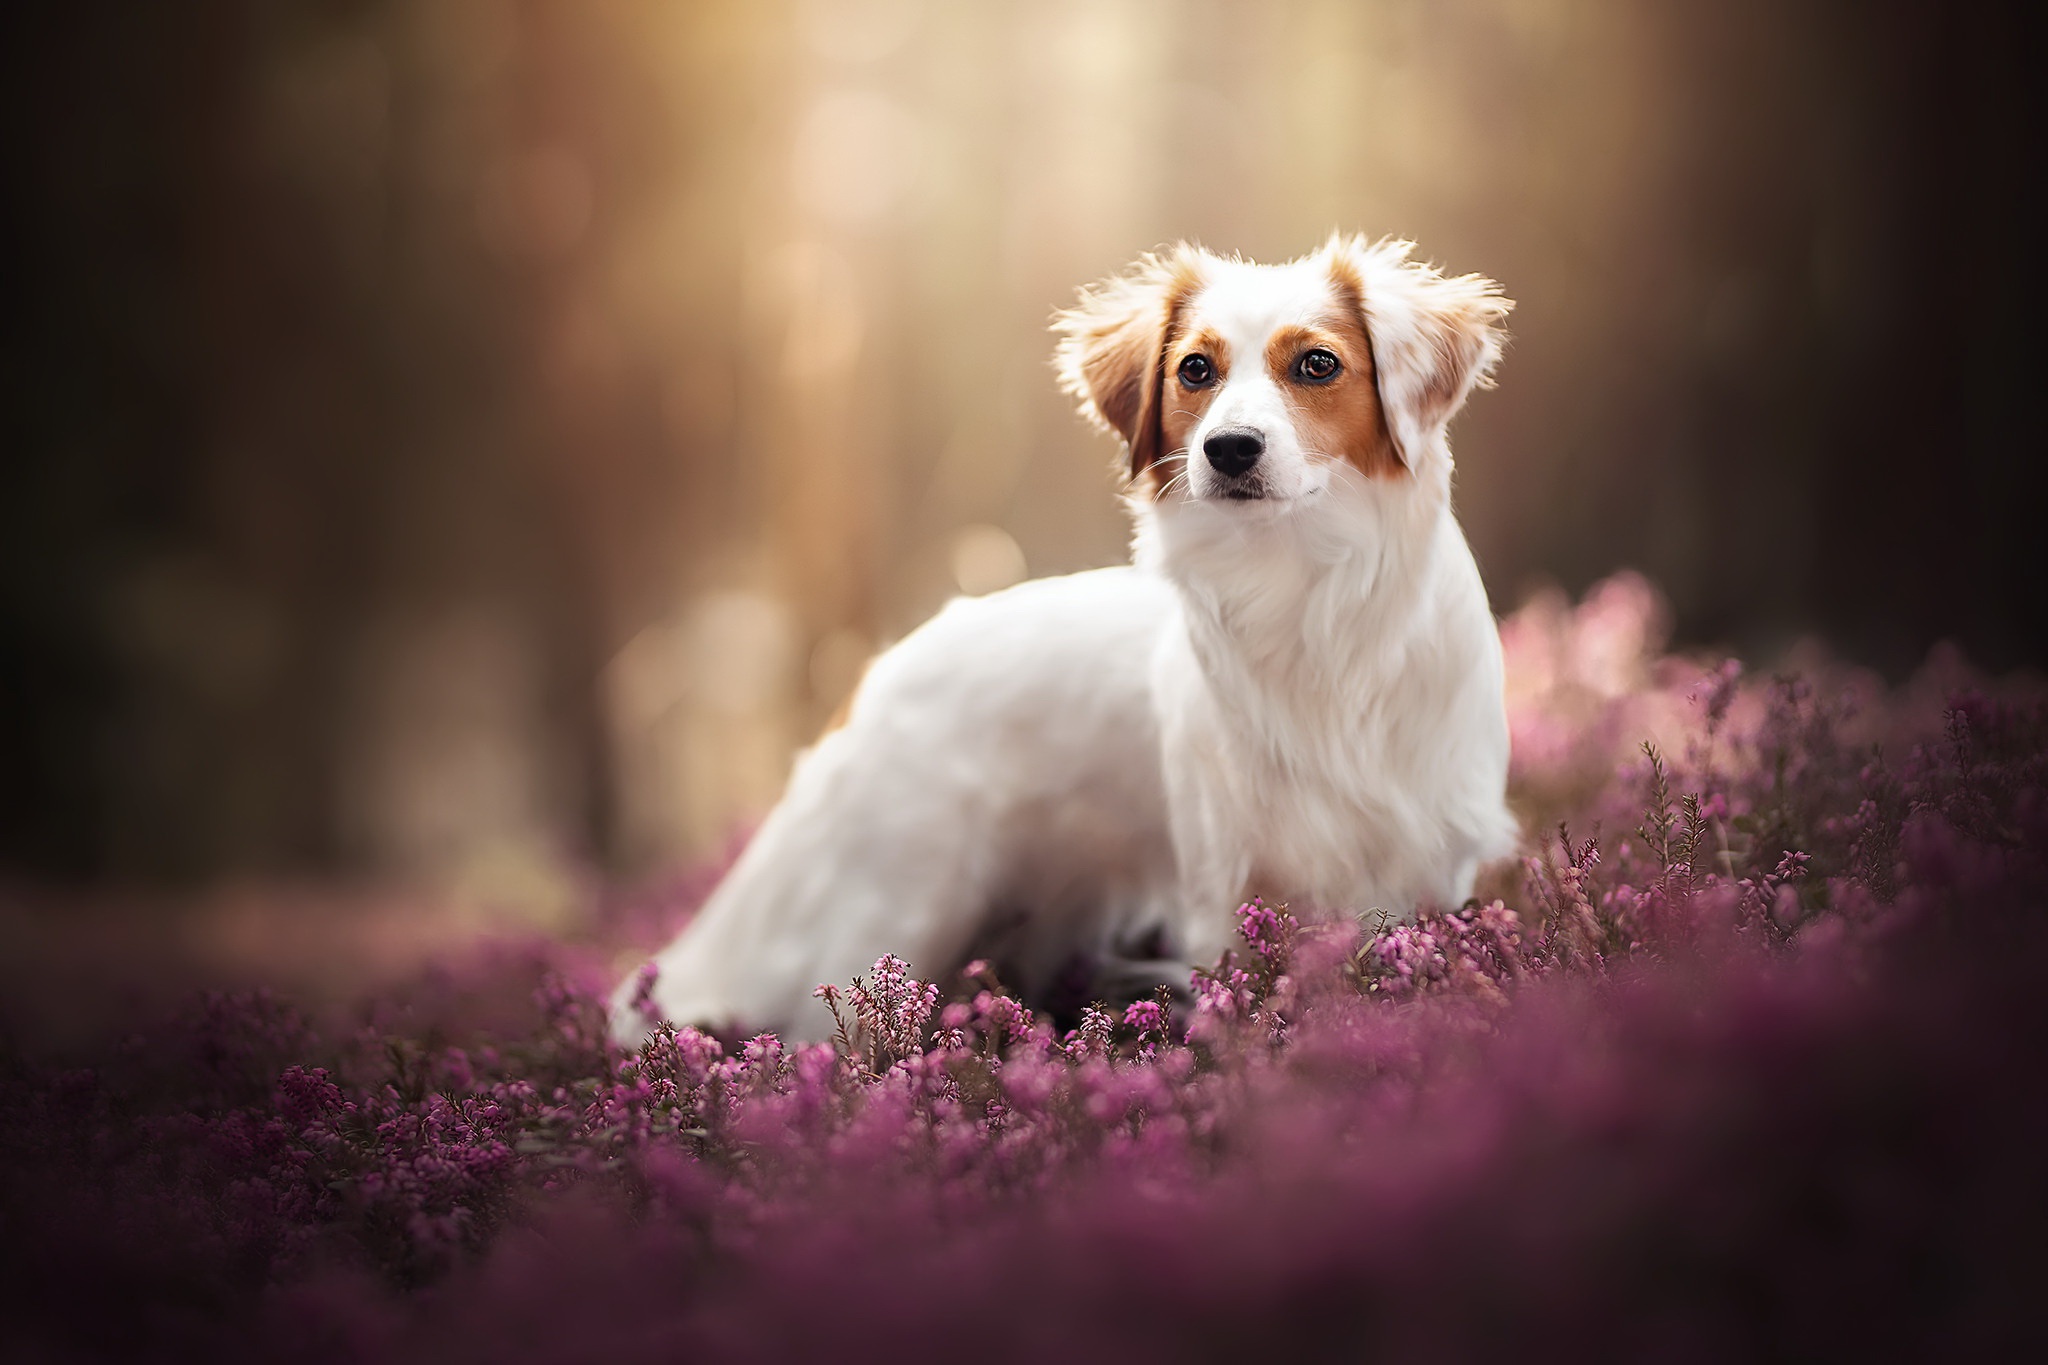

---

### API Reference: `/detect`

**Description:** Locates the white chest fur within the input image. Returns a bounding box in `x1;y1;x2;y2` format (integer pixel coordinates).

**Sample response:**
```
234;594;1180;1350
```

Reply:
1143;481;1515;965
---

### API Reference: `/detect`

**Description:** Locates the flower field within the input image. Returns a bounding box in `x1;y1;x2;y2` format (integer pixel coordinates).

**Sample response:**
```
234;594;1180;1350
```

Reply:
4;576;2044;1361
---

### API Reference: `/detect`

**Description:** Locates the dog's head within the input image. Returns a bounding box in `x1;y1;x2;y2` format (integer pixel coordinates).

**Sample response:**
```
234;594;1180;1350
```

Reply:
1053;236;1509;508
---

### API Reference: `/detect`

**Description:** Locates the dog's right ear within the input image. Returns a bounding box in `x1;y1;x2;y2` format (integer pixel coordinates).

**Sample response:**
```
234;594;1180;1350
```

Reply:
1053;247;1203;484
1326;235;1511;484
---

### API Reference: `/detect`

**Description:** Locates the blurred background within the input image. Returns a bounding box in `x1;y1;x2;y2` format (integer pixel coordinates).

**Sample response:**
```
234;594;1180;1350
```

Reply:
2;1;2041;936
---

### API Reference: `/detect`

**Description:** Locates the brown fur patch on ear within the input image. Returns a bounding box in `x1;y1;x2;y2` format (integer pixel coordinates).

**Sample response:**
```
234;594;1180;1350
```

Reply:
1053;246;1207;486
1322;233;1511;480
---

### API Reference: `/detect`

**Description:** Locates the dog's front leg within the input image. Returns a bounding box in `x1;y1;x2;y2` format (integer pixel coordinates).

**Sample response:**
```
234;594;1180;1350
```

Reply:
1159;752;1254;977
1150;652;1251;974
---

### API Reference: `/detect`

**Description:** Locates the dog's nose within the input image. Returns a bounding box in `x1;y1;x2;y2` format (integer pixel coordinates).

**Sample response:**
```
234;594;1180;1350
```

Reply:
1203;427;1264;477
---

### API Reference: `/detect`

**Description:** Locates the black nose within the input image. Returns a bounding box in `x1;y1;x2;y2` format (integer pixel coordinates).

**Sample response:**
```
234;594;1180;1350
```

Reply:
1203;427;1264;477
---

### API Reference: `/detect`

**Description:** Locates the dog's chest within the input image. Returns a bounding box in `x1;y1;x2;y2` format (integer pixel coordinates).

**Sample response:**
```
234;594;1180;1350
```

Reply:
1231;729;1446;909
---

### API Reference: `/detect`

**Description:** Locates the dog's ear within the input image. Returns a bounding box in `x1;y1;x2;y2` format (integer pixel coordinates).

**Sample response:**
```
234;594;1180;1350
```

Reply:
1329;236;1511;478
1053;246;1203;484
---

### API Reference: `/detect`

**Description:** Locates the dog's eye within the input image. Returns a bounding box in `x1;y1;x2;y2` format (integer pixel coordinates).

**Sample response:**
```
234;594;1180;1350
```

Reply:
1295;349;1341;383
1177;354;1215;387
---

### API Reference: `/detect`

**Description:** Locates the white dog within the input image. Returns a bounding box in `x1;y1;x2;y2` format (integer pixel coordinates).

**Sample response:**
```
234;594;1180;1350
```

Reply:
613;235;1518;1046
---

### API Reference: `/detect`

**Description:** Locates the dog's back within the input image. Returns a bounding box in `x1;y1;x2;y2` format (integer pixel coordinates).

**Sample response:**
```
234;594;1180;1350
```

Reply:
615;566;1178;1043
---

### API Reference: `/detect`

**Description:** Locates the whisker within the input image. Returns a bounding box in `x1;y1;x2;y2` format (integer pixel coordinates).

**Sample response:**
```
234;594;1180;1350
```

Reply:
1157;448;1194;499
1132;447;1192;501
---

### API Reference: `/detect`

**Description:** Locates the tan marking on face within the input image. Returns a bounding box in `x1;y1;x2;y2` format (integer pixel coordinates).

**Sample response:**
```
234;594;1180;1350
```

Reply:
1176;326;1231;376
1126;278;1209;495
1157;322;1226;494
1053;246;1211;488
1310;259;1404;479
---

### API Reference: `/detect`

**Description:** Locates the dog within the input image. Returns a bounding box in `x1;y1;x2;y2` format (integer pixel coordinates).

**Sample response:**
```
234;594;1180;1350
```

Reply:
611;235;1518;1046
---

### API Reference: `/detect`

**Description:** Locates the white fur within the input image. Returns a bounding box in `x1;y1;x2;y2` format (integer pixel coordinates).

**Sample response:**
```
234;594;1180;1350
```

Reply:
613;236;1518;1045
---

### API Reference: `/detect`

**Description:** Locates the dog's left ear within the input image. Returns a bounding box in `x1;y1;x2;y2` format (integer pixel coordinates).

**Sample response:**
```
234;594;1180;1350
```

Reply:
1053;246;1204;484
1330;236;1511;478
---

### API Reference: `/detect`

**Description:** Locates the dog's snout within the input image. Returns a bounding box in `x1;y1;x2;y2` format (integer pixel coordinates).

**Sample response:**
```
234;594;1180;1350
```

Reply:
1203;427;1265;477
